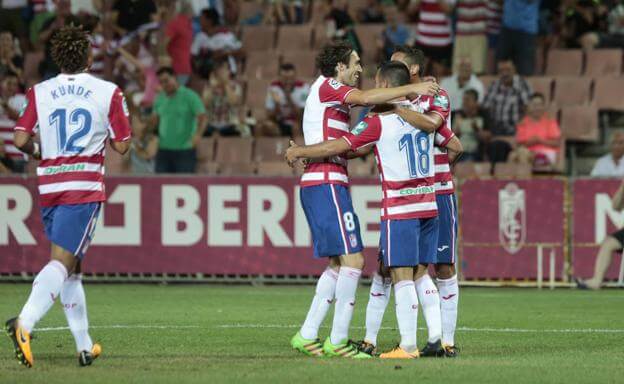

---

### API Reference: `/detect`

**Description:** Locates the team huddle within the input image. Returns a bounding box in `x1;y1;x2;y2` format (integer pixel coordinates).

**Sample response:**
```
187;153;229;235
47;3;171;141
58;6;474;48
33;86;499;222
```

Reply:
286;42;463;359
4;24;460;368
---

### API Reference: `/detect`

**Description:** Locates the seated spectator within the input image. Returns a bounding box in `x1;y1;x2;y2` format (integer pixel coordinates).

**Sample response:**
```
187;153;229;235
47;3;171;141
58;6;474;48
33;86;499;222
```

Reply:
440;57;484;111
512;93;562;169
0;72;26;172
0;30;24;81
575;1;624;49
256;63;309;137
590;131;624;177
358;0;386;23
151;67;207;173
202;59;245;136
324;0;362;54
111;0;158;35
160;1;193;85
0;138;16;174
377;4;415;62
482;59;531;163
452;89;490;161
191;8;244;79
453;0;488;74
38;0;81;79
496;0;539;75
560;0;607;49
130;118;158;174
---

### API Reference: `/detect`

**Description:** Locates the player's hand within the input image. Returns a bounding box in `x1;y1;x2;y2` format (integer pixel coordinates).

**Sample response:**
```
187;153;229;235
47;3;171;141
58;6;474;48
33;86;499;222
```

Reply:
411;81;439;96
285;140;300;167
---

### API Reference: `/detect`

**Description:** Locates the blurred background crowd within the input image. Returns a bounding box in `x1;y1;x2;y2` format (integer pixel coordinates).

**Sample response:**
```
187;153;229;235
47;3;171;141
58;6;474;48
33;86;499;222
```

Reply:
1;0;624;179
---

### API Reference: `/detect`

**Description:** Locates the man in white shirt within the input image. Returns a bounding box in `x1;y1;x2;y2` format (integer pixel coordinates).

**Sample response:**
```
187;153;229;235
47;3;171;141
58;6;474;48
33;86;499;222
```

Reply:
590;131;624;177
263;63;310;137
440;57;484;111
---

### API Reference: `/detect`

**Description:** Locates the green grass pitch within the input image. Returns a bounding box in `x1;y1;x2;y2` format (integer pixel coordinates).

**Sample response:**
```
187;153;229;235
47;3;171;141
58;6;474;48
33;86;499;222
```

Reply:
0;284;623;383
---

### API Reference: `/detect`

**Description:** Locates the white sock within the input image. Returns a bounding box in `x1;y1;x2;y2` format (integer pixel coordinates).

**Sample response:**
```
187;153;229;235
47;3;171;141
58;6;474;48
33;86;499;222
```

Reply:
364;273;392;346
415;274;442;343
437;275;459;346
19;260;68;333
329;266;362;345
61;274;94;352
394;280;418;352
300;268;338;340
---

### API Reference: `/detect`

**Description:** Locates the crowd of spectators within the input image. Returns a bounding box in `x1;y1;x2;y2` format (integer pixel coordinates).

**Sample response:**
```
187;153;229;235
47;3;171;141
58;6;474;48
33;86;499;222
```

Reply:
0;0;622;176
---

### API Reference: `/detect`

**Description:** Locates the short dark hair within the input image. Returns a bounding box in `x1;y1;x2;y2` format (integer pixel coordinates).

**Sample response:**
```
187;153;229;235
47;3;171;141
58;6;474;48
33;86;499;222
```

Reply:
316;41;354;78
393;45;425;77
378;61;410;87
201;8;220;25
531;92;545;102
464;88;479;101
157;67;175;76
50;25;90;73
280;63;296;72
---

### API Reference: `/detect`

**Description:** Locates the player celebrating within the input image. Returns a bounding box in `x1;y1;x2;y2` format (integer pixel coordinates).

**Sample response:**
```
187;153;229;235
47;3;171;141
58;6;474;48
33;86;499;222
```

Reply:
5;25;132;368
287;62;438;359
358;46;463;358
289;41;439;359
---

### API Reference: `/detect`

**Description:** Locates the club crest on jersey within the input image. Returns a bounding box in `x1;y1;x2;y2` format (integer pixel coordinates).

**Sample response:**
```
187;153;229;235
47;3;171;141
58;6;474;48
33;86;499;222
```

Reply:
352;121;368;135
349;233;358;248
328;78;343;90
19;99;28;117
121;94;129;116
433;94;449;109
498;182;526;254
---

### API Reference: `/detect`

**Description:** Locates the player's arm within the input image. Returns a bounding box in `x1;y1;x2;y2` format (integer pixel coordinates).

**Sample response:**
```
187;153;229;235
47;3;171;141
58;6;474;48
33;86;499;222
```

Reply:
394;108;441;133
285;138;351;167
612;180;624;211
13;88;40;159
344;81;439;106
108;89;132;155
446;136;463;164
345;144;374;159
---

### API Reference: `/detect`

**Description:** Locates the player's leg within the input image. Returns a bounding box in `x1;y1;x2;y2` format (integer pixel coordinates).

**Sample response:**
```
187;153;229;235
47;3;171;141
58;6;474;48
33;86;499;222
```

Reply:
413;216;444;357
360;261;391;353
578;231;623;290
434;193;460;356
379;219;420;359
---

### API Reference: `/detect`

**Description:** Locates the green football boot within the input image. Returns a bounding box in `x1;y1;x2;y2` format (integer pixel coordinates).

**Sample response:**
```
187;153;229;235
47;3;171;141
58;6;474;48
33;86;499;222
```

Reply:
322;337;372;359
290;332;324;357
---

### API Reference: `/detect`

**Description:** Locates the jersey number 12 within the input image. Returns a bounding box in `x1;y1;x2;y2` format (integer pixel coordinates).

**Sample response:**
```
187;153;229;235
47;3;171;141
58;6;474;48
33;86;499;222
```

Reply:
50;108;92;154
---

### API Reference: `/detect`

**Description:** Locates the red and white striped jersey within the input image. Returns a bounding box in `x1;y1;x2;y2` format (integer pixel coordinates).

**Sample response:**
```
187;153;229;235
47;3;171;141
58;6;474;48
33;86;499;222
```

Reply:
343;106;437;220
416;0;457;47
485;0;503;35
456;0;487;36
0;93;27;160
300;75;356;187
410;89;455;195
14;73;132;207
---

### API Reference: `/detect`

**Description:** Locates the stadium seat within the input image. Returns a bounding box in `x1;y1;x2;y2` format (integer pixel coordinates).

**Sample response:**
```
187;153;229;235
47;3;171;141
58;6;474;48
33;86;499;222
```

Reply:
219;162;257;175
453;162;478;180
354;24;386;64
593;77;624;111
348;157;374;177
277;24;314;52
215;137;254;163
553;77;591;106
545;49;583;76
254;137;291;162
245;79;271;110
241;25;277;52
474;162;493;178
196;161;219;174
560;105;599;142
493;162;532;178
239;1;264;22
280;50;318;78
243;51;280;80
584;49;622;77
547;104;560;120
196;137;216;162
256;161;294;176
526;76;553;103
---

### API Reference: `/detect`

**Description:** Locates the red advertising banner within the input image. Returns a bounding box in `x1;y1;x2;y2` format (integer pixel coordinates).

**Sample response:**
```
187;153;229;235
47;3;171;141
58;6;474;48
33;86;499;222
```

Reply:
572;179;623;279
0;176;385;276
460;179;565;279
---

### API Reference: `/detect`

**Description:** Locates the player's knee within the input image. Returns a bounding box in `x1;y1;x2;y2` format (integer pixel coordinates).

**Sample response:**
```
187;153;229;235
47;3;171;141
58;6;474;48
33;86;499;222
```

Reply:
435;264;455;279
604;236;622;252
328;256;341;272
391;267;414;284
340;252;365;270
413;264;429;280
378;262;391;279
50;245;77;273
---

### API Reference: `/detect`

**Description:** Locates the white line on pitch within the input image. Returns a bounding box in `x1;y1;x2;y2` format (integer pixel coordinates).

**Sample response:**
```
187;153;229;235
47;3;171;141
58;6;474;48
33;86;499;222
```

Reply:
216;324;624;334
35;325;200;332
